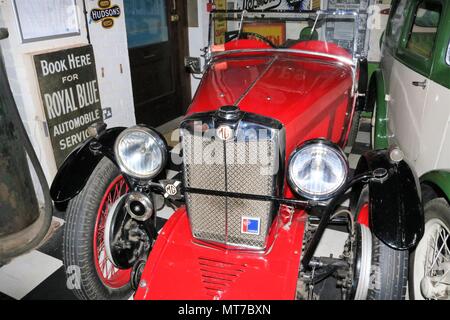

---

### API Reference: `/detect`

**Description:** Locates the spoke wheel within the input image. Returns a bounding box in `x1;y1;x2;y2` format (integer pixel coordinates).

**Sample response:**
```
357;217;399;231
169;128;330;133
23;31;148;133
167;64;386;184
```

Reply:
63;158;134;300
353;223;372;300
93;176;131;289
354;187;408;300
411;198;450;300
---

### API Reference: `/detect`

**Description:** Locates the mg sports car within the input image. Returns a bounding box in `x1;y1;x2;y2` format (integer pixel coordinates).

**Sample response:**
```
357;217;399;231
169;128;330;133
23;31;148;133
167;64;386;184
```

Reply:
50;9;424;300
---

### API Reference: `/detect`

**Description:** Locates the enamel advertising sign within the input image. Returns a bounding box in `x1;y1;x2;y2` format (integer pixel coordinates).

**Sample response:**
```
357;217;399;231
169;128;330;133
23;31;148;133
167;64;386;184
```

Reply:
90;0;121;29
34;45;104;167
236;0;312;11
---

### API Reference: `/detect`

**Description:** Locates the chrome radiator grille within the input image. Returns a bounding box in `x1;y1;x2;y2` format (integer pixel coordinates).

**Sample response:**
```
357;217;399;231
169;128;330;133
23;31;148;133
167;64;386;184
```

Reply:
182;115;283;250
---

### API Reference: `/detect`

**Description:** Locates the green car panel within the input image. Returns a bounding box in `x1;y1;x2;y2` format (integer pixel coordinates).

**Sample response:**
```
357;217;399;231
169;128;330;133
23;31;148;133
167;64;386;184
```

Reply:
370;70;389;150
421;171;450;202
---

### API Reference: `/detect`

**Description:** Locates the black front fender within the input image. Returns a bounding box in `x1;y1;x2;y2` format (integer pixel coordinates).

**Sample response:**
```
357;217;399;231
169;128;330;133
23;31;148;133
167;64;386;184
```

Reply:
355;150;424;250
50;127;126;203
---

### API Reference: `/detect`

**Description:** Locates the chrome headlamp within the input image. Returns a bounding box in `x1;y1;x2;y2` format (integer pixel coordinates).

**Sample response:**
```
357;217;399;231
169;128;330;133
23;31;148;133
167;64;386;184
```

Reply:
114;126;167;180
288;139;349;201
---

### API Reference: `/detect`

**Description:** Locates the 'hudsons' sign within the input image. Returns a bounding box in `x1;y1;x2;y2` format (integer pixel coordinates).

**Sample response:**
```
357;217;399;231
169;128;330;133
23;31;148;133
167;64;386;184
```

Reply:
242;0;282;10
91;6;121;21
90;0;121;29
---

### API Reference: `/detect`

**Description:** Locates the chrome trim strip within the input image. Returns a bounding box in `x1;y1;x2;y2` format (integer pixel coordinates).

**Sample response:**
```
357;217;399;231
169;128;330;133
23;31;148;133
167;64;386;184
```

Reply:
211;49;355;66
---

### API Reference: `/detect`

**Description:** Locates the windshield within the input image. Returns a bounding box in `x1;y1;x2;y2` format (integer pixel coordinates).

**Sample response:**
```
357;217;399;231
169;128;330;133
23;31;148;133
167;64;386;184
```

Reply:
209;10;360;63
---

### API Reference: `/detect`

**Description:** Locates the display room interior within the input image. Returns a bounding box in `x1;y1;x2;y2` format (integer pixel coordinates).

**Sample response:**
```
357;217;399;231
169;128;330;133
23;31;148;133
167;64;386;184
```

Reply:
0;0;449;303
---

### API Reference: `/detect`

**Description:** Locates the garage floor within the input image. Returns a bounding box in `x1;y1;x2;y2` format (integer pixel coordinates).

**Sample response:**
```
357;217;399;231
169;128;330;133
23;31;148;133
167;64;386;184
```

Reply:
0;118;372;300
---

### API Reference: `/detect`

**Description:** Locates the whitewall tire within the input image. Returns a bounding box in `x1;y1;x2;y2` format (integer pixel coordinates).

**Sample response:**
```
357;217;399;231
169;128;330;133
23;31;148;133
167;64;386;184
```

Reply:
410;198;450;300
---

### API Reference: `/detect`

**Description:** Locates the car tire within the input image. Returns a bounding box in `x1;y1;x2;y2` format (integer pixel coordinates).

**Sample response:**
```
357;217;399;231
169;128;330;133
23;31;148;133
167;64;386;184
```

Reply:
355;187;409;300
421;183;438;204
409;198;450;300
63;158;133;300
348;110;361;148
367;236;408;300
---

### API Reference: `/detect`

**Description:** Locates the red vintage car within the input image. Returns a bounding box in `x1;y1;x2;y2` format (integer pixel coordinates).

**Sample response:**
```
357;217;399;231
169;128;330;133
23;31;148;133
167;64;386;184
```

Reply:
50;10;424;300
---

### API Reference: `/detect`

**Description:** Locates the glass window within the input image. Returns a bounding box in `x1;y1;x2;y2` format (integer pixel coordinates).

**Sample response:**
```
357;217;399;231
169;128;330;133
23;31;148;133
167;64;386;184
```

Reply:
124;0;168;48
211;11;359;60
385;0;408;49
406;1;441;59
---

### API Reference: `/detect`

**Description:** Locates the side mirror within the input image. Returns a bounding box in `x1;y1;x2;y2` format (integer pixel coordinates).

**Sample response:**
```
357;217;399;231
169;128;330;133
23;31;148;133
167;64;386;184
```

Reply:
184;57;202;75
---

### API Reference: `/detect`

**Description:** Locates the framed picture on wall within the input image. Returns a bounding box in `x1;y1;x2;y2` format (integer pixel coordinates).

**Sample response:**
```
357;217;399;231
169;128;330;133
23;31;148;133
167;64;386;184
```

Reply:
13;0;80;43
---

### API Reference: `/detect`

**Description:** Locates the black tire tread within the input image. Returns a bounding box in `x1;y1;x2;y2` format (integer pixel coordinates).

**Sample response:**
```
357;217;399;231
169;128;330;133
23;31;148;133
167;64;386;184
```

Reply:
356;186;409;300
367;236;408;300
424;198;450;224
421;183;439;204
63;157;132;300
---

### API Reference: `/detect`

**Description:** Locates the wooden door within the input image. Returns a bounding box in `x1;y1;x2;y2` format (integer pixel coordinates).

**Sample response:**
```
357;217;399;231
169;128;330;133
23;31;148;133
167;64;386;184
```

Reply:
124;0;190;127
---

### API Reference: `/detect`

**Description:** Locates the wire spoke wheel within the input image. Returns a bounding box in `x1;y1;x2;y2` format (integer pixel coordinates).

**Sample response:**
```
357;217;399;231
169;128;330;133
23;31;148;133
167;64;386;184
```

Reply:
414;218;450;300
354;187;408;300
63;158;135;300
93;176;131;289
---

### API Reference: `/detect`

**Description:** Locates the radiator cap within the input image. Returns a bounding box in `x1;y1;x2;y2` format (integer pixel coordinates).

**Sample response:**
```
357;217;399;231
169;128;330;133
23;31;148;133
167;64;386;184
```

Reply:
217;105;241;120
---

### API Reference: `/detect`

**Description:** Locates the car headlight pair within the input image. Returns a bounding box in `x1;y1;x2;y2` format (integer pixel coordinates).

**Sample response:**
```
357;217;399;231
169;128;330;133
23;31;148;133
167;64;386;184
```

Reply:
288;139;349;201
114;126;167;180
116;127;348;200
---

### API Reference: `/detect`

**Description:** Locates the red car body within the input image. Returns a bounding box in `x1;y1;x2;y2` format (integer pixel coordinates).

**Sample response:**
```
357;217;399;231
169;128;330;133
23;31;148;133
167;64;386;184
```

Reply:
47;10;424;301
134;40;357;300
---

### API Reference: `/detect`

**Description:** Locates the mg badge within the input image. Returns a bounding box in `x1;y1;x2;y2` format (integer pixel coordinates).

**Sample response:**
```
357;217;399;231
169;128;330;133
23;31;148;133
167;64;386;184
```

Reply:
163;180;181;199
217;125;234;141
165;184;178;196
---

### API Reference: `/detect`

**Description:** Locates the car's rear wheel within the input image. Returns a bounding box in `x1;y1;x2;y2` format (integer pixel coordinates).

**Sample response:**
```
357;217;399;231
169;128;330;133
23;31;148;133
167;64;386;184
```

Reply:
410;198;450;300
63;158;133;300
354;187;409;300
348;110;361;148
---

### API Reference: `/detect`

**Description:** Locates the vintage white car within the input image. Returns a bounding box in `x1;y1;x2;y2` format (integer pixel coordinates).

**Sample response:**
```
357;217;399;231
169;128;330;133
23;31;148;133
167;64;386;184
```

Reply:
367;0;450;300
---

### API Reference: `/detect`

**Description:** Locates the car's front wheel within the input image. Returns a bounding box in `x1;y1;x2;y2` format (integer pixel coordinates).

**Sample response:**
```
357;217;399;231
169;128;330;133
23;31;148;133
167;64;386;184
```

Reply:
63;158;134;300
367;234;409;300
410;198;450;300
354;188;409;300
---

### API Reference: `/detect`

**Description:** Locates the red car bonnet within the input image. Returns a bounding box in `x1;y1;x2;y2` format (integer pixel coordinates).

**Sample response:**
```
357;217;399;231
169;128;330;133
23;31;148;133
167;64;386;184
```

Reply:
188;45;354;180
134;207;307;300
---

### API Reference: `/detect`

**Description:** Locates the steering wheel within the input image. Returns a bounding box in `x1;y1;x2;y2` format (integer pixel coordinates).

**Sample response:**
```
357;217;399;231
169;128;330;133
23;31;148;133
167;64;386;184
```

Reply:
226;31;276;48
